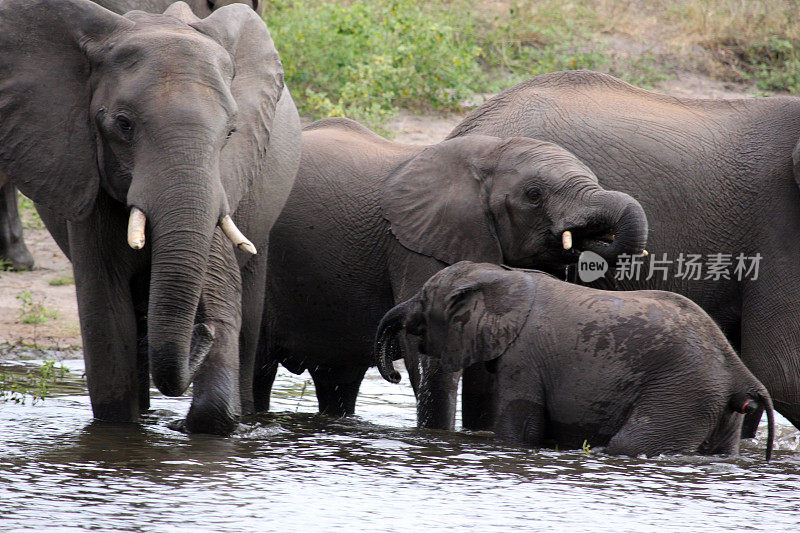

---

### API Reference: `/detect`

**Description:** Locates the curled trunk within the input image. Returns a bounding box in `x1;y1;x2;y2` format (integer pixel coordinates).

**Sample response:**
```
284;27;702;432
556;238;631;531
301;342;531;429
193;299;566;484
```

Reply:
374;300;413;383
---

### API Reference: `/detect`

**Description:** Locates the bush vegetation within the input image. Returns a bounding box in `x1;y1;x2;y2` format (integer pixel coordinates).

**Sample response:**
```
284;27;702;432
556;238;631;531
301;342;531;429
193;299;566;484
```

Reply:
263;0;799;129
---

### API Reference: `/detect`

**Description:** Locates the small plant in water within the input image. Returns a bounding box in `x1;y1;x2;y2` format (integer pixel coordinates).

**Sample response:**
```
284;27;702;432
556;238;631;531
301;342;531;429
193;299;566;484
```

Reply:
16;290;58;324
0;360;69;404
582;439;592;455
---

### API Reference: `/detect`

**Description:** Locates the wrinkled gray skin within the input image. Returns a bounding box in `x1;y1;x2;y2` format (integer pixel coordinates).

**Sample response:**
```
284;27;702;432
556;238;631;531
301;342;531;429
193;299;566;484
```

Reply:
376;262;775;460
0;0;300;434
0;0;262;271
258;118;647;426
447;70;800;436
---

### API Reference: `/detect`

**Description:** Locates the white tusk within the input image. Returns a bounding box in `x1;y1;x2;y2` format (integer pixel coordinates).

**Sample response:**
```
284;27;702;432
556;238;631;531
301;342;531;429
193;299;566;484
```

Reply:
642;249;649;256
127;208;146;250
562;230;573;251
219;215;257;255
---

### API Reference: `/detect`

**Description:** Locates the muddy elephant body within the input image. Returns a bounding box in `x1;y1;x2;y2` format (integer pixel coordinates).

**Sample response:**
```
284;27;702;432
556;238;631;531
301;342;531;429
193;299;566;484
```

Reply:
376;262;775;459
0;0;300;434
448;70;800;433
258;118;647;425
0;0;263;271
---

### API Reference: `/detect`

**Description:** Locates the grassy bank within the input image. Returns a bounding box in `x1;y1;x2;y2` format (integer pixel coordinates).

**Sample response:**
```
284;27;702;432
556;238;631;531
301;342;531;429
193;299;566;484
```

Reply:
263;0;799;129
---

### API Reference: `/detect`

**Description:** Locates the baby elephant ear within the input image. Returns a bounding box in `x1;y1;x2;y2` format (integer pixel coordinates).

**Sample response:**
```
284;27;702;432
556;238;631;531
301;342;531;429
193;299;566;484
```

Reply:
381;136;503;265
0;0;130;220
436;270;533;373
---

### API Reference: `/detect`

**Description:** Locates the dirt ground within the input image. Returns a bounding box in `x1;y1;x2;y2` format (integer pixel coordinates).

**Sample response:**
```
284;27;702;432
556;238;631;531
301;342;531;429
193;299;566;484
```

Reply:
0;73;761;349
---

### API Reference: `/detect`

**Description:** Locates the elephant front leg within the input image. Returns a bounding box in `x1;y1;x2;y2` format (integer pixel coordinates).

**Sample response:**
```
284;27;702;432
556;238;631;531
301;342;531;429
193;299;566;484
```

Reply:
68;218;140;422
0;183;34;270
184;230;243;435
236;250;269;416
462;362;497;431
414;346;460;431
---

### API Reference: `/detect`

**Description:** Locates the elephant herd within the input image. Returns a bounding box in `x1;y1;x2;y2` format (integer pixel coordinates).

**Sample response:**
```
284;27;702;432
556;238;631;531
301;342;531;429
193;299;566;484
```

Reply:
0;0;795;460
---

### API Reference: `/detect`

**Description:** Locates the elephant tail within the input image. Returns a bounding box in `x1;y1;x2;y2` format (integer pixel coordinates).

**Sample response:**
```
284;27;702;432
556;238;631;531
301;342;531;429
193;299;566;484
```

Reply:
729;389;775;461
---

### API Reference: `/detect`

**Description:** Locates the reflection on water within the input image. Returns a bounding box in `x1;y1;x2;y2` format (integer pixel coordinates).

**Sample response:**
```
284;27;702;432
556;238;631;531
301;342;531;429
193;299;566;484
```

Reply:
1;358;799;532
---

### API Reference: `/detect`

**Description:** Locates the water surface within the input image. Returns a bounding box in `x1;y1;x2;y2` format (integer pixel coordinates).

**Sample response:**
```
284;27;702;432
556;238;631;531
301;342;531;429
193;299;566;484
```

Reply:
1;358;799;532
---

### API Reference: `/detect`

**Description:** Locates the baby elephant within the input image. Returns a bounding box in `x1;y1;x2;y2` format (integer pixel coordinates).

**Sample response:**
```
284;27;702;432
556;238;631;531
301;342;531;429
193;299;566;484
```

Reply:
375;262;774;459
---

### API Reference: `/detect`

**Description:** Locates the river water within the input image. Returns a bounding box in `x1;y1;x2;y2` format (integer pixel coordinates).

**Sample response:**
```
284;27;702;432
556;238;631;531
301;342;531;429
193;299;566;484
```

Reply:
1;357;799;532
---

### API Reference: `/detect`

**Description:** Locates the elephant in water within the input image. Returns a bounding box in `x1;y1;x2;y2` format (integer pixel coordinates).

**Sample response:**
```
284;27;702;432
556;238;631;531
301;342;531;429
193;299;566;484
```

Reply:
376;261;775;460
447;70;800;435
0;0;300;434
0;0;263;271
257;117;647;427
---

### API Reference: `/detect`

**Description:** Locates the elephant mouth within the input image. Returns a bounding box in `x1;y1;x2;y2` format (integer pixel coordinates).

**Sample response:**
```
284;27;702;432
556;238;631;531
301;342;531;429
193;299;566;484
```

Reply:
561;227;616;255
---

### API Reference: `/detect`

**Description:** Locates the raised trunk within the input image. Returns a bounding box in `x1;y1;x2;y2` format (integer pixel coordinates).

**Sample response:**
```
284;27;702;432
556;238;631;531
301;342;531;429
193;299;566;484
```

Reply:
575;190;648;265
374;299;413;383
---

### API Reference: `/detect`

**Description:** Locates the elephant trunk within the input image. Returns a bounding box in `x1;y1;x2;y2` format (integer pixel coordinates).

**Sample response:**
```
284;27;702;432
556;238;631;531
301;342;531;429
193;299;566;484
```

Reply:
140;175;222;397
574;190;648;265
374;299;414;383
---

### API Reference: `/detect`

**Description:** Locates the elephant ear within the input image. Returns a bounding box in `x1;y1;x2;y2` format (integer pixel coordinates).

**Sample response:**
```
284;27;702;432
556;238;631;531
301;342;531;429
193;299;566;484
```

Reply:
381;136;503;265
190;5;284;208
0;0;131;220
435;270;533;373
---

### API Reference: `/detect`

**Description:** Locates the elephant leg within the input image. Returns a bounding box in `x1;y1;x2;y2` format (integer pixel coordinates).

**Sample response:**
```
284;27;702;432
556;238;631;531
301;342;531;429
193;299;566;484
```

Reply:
309;364;368;417
237;250;268;416
252;354;278;413
462;362;497;431
605;393;711;457
0;183;34;270
741;280;800;433
185;230;243;435
67;214;140;422
415;349;460;430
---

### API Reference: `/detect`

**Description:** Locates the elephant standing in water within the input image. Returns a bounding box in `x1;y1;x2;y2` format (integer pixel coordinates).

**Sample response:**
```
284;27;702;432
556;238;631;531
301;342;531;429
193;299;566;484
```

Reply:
375;262;775;460
0;0;300;433
258;118;647;427
447;70;800;435
0;0;263;271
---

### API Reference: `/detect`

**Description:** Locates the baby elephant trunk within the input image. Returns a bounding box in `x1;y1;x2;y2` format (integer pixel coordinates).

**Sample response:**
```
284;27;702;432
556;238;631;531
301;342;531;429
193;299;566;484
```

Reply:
374;299;414;383
729;391;775;461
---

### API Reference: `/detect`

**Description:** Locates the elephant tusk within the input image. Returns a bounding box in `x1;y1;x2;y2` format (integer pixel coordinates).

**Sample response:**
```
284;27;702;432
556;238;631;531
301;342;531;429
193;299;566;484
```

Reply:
219;215;257;255
642;249;649;256
127;208;146;250
562;230;573;250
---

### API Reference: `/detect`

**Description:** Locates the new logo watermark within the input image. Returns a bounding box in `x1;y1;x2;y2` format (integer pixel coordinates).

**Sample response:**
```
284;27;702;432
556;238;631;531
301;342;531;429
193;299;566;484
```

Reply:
577;251;608;283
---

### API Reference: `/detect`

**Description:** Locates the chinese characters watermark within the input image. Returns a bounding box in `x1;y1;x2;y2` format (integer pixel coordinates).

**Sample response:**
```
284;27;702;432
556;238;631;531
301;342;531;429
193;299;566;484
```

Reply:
614;252;762;282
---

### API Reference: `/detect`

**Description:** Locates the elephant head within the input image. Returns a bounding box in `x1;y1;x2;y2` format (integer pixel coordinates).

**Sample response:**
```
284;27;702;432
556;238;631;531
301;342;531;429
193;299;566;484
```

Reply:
376;262;534;383
382;136;648;273
0;0;283;395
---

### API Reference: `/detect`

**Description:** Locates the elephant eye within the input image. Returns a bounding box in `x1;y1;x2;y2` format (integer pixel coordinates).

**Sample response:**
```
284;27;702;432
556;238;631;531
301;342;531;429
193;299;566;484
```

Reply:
525;186;542;205
226;127;237;140
116;115;133;135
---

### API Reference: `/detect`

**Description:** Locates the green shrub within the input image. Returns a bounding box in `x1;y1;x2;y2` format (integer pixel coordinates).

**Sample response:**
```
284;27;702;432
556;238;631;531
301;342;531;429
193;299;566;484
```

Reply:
265;0;484;128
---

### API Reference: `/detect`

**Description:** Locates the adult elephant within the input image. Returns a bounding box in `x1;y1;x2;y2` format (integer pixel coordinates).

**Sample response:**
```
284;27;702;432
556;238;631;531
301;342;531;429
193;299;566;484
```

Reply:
257;118;647;428
0;0;263;271
0;0;300;434
448;70;800;434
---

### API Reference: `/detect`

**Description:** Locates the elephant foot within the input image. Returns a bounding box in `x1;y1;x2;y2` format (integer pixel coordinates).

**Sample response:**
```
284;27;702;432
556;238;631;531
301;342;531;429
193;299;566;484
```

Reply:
183;399;239;435
0;240;34;270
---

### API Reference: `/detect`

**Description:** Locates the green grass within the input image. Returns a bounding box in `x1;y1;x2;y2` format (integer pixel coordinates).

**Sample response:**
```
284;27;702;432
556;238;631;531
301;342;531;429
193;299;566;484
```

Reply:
17;194;44;230
48;275;74;287
16;290;58;325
